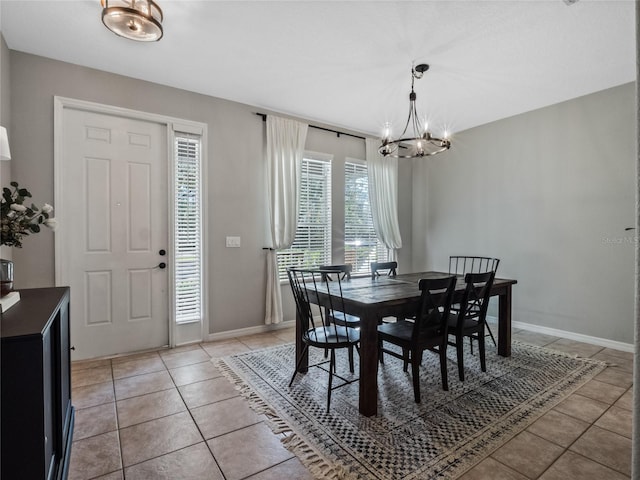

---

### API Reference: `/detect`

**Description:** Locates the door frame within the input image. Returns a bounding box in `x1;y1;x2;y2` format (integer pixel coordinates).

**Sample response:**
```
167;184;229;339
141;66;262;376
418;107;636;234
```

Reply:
53;96;209;348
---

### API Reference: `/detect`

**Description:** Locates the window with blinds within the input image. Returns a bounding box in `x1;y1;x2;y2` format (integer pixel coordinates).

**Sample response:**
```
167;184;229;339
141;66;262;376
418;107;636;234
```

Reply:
277;157;332;280
345;161;387;274
174;134;203;324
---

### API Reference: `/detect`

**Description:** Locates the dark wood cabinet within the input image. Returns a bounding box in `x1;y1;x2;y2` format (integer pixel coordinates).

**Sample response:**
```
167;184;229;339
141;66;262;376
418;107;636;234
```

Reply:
1;287;74;480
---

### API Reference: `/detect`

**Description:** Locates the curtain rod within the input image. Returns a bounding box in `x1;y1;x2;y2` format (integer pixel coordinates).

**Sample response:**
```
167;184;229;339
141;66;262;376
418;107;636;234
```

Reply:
254;112;366;141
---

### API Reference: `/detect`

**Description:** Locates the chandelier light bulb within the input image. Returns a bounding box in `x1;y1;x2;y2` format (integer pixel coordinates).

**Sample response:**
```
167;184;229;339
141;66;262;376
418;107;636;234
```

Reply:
383;123;392;141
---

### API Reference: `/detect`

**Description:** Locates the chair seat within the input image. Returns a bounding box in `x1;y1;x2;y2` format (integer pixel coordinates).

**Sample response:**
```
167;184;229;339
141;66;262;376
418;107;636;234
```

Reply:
306;325;360;347
447;313;481;332
329;311;360;327
379;319;442;345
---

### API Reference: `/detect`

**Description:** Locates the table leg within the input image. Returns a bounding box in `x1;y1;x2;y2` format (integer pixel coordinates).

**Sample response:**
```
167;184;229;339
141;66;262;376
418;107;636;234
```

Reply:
295;309;308;373
498;284;512;357
359;310;378;416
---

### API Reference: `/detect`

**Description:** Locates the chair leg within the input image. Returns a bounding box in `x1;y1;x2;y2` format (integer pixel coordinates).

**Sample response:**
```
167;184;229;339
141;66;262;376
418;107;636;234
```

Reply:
289;344;309;387
439;346;449;391
456;335;465;382
327;349;335;413
411;349;421;403
478;331;487;372
348;345;355;373
485;322;497;347
378;339;384;364
402;348;409;372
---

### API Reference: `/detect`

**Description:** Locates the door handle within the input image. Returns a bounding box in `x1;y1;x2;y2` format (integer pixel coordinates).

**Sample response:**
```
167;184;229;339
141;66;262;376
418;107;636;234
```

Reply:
159;249;166;256
154;262;167;269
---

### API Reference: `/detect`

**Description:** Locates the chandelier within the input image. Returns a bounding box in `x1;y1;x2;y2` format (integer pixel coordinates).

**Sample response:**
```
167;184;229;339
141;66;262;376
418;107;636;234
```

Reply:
101;0;164;42
379;64;451;159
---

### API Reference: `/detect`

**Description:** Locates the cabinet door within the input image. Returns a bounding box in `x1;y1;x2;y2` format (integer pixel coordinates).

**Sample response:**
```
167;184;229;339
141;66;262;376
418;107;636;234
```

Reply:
43;327;56;480
56;302;72;443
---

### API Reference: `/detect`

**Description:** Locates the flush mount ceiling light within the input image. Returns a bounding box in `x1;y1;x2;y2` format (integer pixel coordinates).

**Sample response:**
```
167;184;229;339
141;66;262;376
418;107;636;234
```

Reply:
101;0;163;42
379;64;451;159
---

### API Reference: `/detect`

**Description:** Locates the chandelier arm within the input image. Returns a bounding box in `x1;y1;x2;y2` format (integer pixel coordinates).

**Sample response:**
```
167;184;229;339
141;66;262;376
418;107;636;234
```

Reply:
399;101;414;138
411;100;422;138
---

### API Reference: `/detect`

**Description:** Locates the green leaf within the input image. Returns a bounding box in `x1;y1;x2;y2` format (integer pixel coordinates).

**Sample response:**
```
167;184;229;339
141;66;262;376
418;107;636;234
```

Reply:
29;224;40;233
9;181;18;187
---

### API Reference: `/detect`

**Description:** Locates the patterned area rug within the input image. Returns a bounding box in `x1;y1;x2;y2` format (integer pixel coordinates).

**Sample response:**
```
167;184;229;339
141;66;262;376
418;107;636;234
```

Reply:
215;341;605;480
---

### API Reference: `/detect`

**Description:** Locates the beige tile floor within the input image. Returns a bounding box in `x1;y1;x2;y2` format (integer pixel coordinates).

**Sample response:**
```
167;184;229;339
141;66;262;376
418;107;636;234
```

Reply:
68;325;634;480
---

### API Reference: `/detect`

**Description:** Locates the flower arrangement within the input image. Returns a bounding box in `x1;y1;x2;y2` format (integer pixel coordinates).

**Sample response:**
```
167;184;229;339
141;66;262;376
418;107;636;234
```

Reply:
1;182;56;248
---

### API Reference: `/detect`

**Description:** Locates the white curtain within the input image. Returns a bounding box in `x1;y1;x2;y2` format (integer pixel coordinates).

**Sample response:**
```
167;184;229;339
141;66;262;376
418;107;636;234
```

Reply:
265;116;308;324
366;137;402;261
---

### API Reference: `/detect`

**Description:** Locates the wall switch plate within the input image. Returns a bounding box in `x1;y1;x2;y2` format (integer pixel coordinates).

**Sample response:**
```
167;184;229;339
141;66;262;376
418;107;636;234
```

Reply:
226;236;241;248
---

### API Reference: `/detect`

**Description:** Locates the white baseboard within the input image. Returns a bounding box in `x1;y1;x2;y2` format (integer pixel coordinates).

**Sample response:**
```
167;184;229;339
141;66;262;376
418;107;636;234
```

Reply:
206;318;634;354
508;319;634;353
206;320;296;342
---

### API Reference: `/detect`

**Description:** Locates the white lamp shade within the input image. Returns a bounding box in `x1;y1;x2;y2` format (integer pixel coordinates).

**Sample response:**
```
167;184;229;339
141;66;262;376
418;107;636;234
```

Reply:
0;127;11;161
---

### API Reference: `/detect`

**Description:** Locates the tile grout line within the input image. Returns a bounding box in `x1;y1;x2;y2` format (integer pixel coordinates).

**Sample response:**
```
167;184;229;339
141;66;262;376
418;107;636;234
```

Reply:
164;344;231;480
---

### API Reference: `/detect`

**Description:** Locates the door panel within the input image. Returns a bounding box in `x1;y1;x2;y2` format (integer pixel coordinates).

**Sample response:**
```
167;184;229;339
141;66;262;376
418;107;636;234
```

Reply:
62;109;168;359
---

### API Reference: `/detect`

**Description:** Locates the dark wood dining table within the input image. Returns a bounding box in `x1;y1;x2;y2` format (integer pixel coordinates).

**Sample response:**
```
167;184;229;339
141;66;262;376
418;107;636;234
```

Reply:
294;271;518;417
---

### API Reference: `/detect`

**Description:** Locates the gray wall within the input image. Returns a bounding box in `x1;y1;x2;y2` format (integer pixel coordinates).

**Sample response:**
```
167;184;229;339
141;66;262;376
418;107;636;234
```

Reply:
0;34;11;260
7;49;413;336
413;82;637;343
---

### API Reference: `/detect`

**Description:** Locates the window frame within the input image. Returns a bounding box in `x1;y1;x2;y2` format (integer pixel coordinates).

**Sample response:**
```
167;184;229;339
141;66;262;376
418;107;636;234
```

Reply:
344;158;388;276
277;151;333;281
169;122;208;347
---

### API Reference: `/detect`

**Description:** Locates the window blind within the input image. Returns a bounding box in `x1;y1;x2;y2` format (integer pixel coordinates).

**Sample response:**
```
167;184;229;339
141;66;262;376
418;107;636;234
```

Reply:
345;161;387;274
174;134;202;323
277;157;332;280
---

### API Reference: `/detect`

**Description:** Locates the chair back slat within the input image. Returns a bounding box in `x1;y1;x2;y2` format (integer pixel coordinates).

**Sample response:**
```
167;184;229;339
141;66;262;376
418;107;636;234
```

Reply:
449;256;499;276
288;267;356;344
413;276;456;342
371;261;398;279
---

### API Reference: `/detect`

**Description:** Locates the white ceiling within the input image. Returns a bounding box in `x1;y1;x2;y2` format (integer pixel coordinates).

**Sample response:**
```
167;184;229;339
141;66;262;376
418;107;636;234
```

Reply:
0;0;636;138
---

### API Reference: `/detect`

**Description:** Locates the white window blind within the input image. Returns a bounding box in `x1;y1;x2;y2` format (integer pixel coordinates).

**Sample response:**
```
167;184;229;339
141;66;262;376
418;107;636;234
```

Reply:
277;157;332;280
345;161;387;274
174;134;203;323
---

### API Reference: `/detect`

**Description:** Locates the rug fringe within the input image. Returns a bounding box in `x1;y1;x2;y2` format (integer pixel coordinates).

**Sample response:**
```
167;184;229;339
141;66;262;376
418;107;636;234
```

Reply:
213;357;352;480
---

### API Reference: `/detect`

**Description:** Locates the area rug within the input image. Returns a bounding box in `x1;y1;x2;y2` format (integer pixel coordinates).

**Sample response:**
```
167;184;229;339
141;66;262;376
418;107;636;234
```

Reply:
214;341;606;480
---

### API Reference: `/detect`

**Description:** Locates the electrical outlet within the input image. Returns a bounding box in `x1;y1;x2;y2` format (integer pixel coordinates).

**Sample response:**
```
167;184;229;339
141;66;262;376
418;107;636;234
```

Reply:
225;236;241;248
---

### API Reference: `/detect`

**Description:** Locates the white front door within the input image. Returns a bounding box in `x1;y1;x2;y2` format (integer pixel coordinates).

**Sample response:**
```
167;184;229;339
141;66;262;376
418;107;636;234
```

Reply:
60;108;169;360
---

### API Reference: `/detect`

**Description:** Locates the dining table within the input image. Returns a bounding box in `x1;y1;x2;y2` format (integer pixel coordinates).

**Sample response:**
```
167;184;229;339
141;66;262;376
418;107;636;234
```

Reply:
294;271;518;417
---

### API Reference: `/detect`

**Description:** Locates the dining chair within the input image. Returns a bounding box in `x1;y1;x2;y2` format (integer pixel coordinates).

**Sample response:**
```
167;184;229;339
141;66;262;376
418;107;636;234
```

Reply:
371;261;403;323
377;275;456;403
320;264;359;367
447;271;495;381
287;267;360;412
370;261;398;279
319;264;360;328
448;256;500;347
320;263;352;282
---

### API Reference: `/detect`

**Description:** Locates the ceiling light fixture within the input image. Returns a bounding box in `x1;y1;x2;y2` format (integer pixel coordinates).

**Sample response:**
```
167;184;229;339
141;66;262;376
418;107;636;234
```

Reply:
101;0;164;42
379;64;451;159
